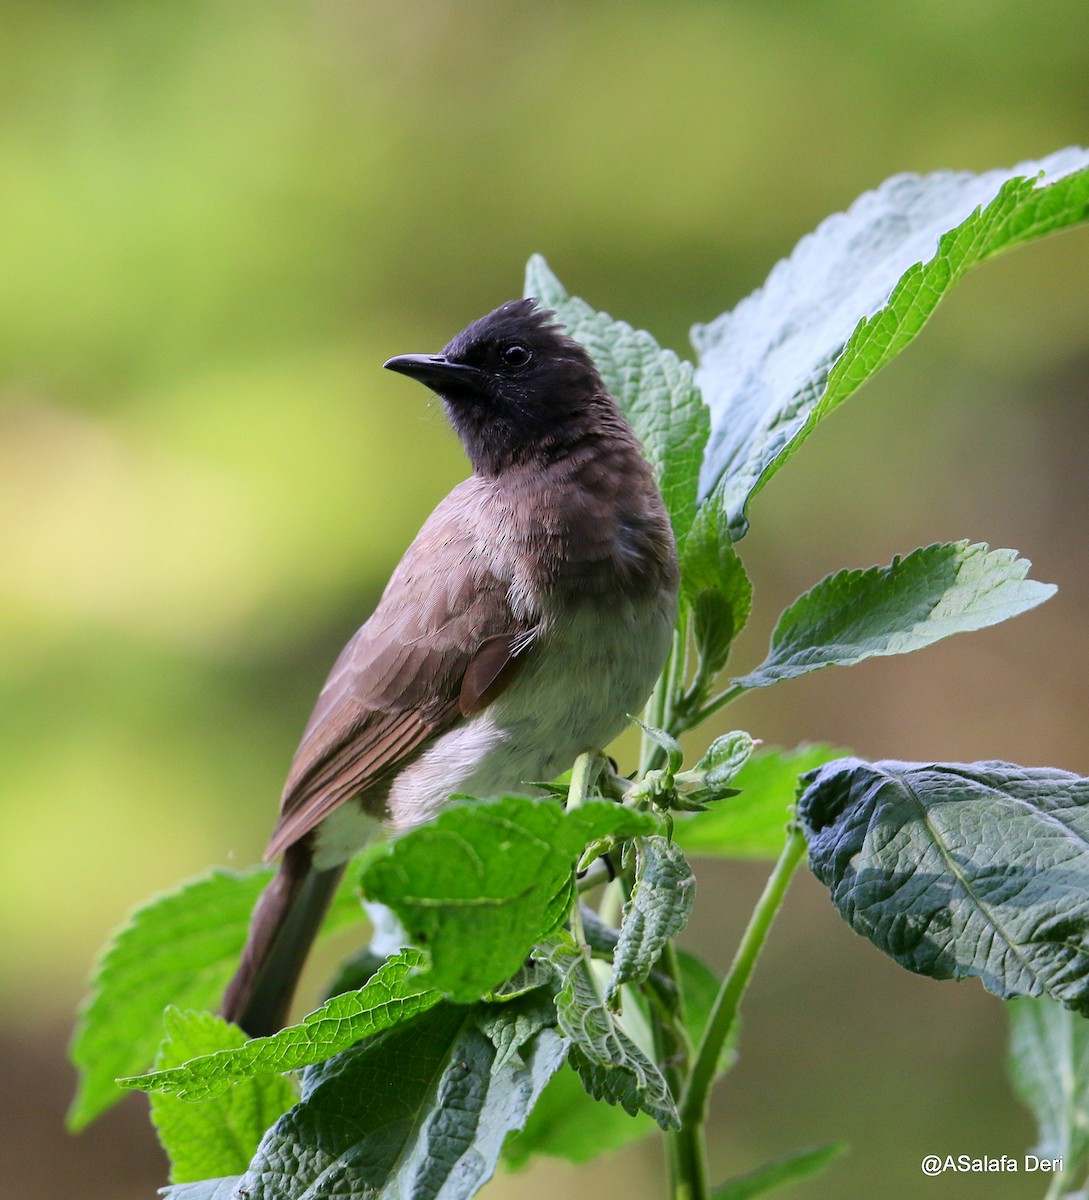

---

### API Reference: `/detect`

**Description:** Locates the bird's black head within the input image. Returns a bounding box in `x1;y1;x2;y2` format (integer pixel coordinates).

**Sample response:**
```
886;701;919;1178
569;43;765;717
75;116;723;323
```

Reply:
384;299;608;475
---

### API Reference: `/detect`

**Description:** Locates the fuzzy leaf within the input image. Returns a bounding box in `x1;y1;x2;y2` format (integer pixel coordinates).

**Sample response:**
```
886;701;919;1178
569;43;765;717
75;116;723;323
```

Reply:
503;1059;656;1168
504;949;719;1168
1008;995;1089;1180
607;837;696;1001
736;542;1053;690
548;941;679;1130
124;950;439;1101
525;254;709;551
691;731;756;788
681;491;754;678
677;744;845;860
150;1009;295;1183
799;758;1089;1012
362;796;658;1002
69;870;270;1129
231;1001;565;1200
159;1180;242;1200
70;867;363;1129
693;148;1089;536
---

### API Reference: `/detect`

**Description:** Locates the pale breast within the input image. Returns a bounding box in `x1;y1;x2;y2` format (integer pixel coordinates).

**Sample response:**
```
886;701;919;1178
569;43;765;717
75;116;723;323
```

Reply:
384;587;676;830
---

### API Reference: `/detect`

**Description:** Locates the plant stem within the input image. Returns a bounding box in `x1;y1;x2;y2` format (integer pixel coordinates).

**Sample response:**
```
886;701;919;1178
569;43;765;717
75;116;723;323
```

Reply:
567;751;603;810
679;825;807;1126
567;752;608;958
647;942;710;1200
676;680;748;737
598;877;624;927
640;611;689;774
666;1121;710;1200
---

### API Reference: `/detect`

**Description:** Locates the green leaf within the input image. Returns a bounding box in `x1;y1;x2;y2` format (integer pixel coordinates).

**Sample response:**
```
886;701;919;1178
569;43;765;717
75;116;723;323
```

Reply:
548;940;680;1130
69;866;363;1129
122;949;440;1101
632;717;684;775
231;1001;566;1200
68;868;270;1130
486;957;554;1002
504;947;720;1168
525;254;710;551
712;1143;847;1200
799;758;1089;1013
735;542;1054;690
677;745;846;859
503;1059;656;1168
1008;995;1089;1182
693;148;1089;537
149;1008;295;1183
607;836;696;1002
160;1180;243;1200
362;796;658;1002
475;987;559;1070
681;492;754;679
690;730;756;789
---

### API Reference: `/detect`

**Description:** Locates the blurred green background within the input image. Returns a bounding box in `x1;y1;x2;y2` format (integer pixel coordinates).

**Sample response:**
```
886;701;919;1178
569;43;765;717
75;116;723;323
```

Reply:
4;2;1089;1197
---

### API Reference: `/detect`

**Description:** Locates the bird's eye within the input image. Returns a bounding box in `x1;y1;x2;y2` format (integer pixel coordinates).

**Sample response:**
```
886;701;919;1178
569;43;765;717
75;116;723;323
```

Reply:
500;343;532;369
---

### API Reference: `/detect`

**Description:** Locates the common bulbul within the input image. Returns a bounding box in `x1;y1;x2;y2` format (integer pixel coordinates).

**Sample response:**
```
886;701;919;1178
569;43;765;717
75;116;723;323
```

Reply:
221;299;679;1037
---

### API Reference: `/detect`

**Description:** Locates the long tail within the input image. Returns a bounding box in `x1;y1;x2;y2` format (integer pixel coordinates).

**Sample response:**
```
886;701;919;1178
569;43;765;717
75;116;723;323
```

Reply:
222;842;345;1038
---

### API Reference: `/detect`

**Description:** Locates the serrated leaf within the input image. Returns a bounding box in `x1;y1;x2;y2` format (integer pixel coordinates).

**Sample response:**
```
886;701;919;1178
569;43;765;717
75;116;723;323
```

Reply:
504;947;719;1169
712;1143;848;1200
70;870;269;1129
123;949;439;1101
486;956;554;1002
681;492;754;678
150;1009;295;1183
476;988;559;1071
607;837;696;1002
677;744;845;860
547;941;679;1130
231;1002;565;1200
362;796;657;1002
735;541;1054;690
69;867;364;1129
525;254;709;551
503;1059;656;1168
1008;995;1089;1181
693;148;1089;537
799;758;1089;1013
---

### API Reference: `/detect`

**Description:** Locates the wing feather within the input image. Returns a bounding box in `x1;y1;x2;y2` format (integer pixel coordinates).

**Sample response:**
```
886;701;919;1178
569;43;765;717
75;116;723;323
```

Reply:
264;480;536;860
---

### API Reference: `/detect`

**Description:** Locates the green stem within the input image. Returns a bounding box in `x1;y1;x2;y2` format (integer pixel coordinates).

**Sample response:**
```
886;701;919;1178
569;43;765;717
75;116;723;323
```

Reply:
568;751;603;810
667;1122;710;1200
567;752;607;955
1043;1164;1076;1200
648;942;710;1200
598;878;624;927
676;680;748;737
640;611;690;774
679;825;807;1126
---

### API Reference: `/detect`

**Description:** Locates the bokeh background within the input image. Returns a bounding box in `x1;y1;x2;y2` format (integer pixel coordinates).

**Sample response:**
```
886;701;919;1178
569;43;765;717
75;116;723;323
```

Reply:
4;2;1089;1197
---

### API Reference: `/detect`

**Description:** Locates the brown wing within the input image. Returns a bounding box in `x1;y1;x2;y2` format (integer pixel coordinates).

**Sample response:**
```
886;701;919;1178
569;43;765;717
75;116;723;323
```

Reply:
265;481;535;861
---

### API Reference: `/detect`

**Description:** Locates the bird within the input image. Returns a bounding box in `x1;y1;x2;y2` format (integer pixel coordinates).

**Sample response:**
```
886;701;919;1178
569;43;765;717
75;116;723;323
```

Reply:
221;298;680;1037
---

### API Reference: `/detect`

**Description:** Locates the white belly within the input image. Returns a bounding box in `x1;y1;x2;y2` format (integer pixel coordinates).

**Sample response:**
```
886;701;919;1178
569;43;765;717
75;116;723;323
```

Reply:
385;596;674;830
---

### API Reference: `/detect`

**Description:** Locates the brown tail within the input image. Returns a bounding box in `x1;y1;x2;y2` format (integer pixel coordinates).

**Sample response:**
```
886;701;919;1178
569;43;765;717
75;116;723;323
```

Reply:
222;842;345;1038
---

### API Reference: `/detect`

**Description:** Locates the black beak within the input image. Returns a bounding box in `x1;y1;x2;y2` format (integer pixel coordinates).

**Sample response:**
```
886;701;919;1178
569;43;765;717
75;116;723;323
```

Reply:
384;354;483;393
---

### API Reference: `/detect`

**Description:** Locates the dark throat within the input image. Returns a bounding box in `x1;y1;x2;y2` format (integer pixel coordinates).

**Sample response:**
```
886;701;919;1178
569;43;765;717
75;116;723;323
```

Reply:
449;391;627;478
